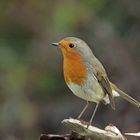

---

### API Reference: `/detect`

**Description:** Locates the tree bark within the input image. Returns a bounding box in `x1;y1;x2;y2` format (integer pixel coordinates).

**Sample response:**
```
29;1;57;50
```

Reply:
39;118;140;140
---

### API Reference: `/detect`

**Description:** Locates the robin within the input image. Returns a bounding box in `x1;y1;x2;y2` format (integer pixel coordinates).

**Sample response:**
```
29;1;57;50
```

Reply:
52;37;140;127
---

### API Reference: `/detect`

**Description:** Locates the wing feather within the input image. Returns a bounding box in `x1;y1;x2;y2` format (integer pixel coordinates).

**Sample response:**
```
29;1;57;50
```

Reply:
91;57;115;109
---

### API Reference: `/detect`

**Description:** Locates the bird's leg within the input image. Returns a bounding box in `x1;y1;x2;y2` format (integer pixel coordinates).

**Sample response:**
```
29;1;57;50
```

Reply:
77;101;89;119
87;103;100;128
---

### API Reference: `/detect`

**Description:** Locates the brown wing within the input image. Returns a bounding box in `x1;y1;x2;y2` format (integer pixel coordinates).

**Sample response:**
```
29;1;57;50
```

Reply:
92;57;115;109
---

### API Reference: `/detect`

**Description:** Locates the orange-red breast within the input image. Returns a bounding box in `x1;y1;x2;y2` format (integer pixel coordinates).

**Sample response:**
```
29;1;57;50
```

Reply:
52;37;140;127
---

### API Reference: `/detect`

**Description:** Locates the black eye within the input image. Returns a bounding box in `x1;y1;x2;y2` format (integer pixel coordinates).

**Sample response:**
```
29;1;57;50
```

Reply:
69;43;75;48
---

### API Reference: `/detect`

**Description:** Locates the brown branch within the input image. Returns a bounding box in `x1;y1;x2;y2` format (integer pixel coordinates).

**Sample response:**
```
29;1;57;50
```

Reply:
38;118;140;140
62;118;126;140
39;118;128;140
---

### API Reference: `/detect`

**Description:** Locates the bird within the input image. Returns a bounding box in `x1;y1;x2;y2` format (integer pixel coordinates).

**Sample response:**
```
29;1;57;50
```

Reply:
52;37;140;127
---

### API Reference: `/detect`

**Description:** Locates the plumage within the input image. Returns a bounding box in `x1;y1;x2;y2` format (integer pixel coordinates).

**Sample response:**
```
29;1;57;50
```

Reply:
52;37;140;127
53;37;140;108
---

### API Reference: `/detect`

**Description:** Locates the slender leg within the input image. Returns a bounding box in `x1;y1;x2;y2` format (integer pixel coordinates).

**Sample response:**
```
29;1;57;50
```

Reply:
77;101;89;119
87;103;100;128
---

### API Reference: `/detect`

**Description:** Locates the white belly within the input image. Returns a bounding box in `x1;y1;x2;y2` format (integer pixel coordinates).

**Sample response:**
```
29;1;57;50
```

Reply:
67;74;105;103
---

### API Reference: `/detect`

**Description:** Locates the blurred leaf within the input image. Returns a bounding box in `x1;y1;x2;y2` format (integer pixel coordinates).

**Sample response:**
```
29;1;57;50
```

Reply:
53;1;91;33
0;23;33;53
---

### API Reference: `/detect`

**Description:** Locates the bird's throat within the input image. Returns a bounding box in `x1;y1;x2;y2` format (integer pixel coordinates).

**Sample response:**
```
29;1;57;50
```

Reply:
63;51;87;85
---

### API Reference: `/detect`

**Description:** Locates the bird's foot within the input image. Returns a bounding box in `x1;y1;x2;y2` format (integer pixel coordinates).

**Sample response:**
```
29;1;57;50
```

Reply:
77;119;91;129
69;117;91;129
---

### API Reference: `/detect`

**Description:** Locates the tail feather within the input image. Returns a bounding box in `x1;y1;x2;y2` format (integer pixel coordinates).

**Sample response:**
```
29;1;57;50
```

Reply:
111;82;140;108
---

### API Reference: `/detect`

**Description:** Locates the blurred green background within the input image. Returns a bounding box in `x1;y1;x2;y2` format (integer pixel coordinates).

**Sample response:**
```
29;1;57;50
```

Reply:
0;0;140;140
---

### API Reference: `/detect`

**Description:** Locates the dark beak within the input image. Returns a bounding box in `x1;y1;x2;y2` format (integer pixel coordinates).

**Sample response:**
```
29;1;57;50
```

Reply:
52;43;59;46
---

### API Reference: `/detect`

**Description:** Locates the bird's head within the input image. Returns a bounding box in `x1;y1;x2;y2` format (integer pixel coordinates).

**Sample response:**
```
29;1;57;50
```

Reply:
52;37;93;60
